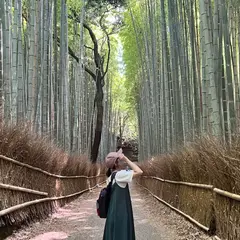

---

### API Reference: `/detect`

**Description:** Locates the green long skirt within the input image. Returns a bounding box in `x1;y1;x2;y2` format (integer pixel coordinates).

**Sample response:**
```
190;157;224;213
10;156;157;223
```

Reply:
103;182;135;240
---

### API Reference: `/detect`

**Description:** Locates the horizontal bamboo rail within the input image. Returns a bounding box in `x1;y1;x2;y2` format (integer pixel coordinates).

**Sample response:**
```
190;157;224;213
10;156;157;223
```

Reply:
143;176;240;201
143;176;213;189
136;182;210;232
0;183;48;196
213;188;240;201
164;179;213;189
0;180;106;217
0;155;104;179
143;176;164;182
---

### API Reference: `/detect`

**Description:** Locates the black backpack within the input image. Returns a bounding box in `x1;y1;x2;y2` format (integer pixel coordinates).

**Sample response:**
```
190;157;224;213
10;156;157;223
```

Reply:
96;172;117;218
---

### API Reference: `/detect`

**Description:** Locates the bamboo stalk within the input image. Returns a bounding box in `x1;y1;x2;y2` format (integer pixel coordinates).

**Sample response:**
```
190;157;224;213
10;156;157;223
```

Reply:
0;155;105;179
0;183;48;196
214;236;221;240
136;182;210;232
214;188;240;201
0;180;106;217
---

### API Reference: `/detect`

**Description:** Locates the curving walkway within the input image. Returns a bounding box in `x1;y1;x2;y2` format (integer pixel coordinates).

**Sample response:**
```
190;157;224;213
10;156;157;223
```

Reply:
6;184;213;240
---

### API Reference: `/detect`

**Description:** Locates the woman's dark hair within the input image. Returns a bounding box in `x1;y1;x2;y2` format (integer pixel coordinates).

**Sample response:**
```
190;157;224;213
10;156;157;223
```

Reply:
106;168;112;177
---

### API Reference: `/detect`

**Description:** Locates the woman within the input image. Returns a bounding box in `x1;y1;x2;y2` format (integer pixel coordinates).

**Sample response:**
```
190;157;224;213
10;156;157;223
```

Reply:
103;148;143;240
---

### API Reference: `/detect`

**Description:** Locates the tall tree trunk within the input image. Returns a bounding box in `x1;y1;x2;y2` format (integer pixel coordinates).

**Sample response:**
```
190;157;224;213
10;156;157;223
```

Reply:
91;79;104;162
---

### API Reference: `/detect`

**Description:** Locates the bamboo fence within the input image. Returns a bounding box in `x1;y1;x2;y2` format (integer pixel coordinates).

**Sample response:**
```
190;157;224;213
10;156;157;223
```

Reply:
0;155;106;227
138;176;240;240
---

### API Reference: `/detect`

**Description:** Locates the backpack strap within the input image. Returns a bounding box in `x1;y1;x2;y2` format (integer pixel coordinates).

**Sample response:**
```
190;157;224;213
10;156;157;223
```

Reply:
110;171;117;183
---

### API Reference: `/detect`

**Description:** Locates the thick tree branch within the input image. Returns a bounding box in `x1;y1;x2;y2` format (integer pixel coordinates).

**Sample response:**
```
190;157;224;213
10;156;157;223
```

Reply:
102;33;111;81
99;20;111;82
53;34;96;80
69;9;102;70
83;23;102;70
22;13;28;22
69;10;102;79
84;45;94;51
69;9;113;84
84;65;97;80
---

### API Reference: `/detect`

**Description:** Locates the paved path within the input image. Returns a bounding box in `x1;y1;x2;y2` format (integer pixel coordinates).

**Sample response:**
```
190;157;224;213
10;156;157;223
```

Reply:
6;184;213;240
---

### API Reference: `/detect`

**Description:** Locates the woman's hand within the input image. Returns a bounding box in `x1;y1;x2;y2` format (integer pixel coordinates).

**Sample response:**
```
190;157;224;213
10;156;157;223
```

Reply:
117;148;125;160
118;153;143;178
118;153;125;160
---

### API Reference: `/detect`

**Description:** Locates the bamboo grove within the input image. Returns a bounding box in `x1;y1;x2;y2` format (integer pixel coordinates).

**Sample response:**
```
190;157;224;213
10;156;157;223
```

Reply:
121;0;240;161
0;0;124;161
2;0;239;163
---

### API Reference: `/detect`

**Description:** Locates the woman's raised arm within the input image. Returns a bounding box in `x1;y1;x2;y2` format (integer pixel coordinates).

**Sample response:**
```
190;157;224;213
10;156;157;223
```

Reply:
120;154;143;178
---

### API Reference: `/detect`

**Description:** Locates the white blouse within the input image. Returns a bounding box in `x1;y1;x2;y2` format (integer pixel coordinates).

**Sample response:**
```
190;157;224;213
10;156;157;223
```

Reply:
107;170;134;188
